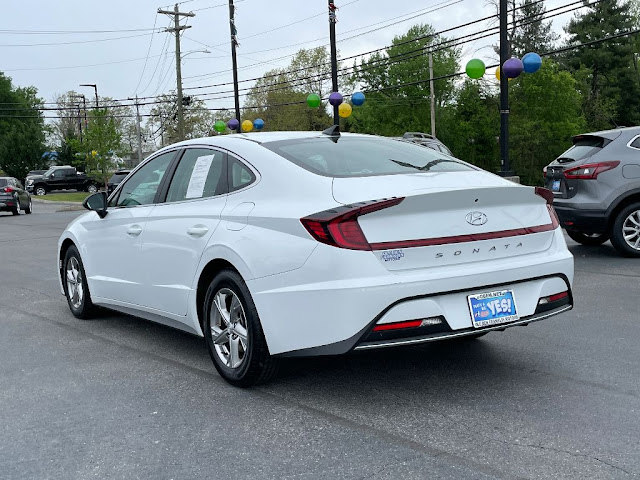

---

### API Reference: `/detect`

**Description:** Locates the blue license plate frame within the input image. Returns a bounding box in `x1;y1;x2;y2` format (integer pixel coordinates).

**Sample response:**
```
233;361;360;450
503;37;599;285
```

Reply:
468;290;519;328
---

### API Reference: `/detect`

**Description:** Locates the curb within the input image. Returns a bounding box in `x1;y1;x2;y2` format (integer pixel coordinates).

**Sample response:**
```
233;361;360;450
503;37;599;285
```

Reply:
32;198;84;206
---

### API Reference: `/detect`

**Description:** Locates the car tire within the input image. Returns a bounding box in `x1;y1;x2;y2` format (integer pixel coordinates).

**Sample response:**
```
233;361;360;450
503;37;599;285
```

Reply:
63;245;97;319
566;230;609;246
203;269;277;387
35;186;46;196
86;184;98;194
12;198;20;215
610;202;640;257
25;198;32;214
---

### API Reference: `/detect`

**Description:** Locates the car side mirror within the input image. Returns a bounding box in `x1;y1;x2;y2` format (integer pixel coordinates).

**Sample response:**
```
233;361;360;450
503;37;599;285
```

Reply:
83;192;108;218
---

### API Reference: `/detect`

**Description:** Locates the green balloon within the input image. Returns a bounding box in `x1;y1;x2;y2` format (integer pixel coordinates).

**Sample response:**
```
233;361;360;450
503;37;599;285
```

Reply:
307;93;321;108
466;59;486;79
214;120;226;133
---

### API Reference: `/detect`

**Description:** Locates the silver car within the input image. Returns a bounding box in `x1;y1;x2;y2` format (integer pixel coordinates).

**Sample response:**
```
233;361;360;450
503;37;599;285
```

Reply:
544;126;640;257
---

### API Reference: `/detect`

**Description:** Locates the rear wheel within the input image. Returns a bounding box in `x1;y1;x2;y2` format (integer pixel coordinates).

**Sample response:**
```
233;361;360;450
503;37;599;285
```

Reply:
566;230;609;246
63;245;97;319
203;269;277;387
12;198;20;215
24;198;32;214
610;202;640;257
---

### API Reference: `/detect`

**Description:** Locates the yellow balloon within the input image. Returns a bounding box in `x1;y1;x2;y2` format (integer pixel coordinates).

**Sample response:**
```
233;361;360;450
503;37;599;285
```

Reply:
338;102;352;118
495;68;501;81
241;120;253;132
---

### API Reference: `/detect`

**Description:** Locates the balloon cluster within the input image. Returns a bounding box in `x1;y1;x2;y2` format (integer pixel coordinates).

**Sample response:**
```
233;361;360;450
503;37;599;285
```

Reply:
214;118;265;133
306;91;366;118
465;52;542;81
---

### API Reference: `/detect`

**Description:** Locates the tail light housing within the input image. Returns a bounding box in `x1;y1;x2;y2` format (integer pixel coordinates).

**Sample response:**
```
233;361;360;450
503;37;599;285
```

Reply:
3;186;14;193
563;161;619;179
301;197;404;250
535;186;559;228
542;166;547;178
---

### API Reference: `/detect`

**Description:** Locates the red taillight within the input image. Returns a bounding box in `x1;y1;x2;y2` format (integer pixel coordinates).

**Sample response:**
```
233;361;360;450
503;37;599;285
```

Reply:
535;187;559;229
542;166;547;178
563;161;619;180
3;186;14;193
301;197;404;250
538;291;569;305
372;320;423;332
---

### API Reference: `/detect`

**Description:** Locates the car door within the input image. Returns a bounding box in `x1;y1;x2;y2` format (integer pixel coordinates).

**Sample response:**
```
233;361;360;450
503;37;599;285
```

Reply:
137;147;228;316
81;151;177;305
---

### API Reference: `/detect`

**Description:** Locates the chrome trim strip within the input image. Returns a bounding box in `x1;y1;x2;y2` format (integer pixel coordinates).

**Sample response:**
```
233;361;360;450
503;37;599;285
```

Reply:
354;304;572;351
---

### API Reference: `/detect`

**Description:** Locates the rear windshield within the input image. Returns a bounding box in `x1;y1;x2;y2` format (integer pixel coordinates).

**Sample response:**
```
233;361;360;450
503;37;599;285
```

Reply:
0;178;8;187
109;172;129;183
557;136;606;163
263;136;475;177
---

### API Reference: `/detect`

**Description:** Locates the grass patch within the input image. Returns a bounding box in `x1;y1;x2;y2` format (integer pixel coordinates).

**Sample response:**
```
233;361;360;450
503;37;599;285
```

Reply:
37;192;91;203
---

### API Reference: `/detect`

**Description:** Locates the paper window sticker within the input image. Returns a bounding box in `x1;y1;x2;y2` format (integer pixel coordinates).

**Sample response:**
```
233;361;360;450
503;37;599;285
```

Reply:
185;154;215;199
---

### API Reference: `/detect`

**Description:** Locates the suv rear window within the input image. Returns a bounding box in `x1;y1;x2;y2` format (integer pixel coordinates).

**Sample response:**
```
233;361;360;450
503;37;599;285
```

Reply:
263;136;475;177
557;136;607;163
109;172;129;183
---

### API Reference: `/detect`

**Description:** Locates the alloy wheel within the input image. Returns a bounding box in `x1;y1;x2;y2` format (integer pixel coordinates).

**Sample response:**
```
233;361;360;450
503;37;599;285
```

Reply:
622;209;640;251
66;257;84;309
209;288;248;369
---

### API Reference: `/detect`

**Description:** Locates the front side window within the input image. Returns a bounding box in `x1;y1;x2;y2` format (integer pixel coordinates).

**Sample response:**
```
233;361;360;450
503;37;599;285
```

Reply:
166;148;226;202
263;136;475;177
114;151;175;207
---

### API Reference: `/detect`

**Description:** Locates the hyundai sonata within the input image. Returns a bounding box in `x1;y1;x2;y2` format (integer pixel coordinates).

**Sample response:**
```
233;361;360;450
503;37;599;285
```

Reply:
58;130;574;386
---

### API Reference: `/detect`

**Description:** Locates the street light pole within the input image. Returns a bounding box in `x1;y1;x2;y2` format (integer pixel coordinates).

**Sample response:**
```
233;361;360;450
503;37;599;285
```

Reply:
80;83;99;108
328;0;339;126
498;0;513;176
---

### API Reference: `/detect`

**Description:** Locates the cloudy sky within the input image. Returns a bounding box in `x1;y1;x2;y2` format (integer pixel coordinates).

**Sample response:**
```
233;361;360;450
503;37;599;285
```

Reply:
4;0;577;118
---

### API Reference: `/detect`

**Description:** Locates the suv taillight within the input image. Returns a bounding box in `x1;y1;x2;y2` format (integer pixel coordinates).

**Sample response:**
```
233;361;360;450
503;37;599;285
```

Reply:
563;161;619;180
301;198;404;250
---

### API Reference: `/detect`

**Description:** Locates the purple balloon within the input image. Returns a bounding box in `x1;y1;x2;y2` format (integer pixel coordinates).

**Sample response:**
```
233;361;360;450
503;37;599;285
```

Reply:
227;118;240;130
329;92;343;106
503;57;524;79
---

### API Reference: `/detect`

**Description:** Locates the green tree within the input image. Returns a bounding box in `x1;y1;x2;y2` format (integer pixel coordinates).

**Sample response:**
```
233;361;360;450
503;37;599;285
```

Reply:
564;0;640;128
0;72;47;180
149;94;214;145
511;0;559;56
509;61;586;185
350;24;459;136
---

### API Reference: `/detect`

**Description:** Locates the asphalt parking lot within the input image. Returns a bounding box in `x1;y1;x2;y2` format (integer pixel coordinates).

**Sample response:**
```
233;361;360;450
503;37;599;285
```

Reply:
0;202;638;479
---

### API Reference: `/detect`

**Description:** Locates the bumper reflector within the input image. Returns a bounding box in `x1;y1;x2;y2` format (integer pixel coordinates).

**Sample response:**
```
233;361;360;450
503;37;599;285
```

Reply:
373;317;443;332
538;291;569;305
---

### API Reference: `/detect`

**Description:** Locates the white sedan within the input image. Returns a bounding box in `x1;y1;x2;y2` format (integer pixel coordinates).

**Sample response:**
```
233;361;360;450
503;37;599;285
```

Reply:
58;130;574;386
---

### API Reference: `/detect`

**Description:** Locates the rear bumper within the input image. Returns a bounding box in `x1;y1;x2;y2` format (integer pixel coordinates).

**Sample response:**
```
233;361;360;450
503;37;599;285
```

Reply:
250;228;574;356
553;204;608;233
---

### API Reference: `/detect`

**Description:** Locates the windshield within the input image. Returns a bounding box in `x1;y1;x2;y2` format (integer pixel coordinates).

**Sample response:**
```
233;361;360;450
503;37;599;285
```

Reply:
263;136;475;177
43;167;56;176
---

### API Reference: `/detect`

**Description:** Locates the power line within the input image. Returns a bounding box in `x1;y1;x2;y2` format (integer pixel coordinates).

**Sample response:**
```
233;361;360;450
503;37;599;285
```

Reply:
0;32;156;47
134;13;160;94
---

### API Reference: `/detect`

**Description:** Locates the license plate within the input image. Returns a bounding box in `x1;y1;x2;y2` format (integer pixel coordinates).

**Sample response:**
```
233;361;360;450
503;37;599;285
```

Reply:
551;180;561;191
468;290;519;328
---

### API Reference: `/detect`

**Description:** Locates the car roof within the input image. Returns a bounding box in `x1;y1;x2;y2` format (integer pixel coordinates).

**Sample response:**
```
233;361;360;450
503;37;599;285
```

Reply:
173;131;380;148
576;126;640;141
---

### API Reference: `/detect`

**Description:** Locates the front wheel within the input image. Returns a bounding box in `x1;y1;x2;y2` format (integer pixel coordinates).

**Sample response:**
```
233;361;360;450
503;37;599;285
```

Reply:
25;198;32;214
86;184;98;194
610;202;640;257
63;245;97;319
566;230;609;246
203;269;277;387
35;186;46;196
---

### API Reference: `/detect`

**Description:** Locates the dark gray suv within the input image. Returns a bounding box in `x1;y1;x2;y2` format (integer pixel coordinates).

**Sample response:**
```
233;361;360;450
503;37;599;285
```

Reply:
544;126;640;257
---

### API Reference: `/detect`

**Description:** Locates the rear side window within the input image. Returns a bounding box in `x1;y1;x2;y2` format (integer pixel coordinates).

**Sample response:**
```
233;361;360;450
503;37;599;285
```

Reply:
263;136;474;177
630;136;640;149
228;156;256;192
166;148;226;202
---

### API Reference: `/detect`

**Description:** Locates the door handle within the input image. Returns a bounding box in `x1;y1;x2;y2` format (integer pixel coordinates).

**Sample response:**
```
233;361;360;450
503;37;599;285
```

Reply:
126;225;143;237
187;225;209;238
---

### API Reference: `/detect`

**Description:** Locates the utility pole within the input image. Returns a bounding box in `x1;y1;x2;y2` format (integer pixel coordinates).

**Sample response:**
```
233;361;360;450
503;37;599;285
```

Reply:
75;104;83;142
128;95;143;164
328;0;339;126
228;0;241;129
158;4;194;141
79;83;99;108
498;0;513;176
428;52;436;138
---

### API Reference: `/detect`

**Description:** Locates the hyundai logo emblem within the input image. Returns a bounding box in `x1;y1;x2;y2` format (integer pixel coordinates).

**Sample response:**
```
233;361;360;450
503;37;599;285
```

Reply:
465;211;488;226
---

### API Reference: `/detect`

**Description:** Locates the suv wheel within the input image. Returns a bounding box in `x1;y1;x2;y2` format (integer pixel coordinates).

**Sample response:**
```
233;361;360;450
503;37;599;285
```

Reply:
86;184;98;194
35;186;46;196
610;202;640;257
566;231;609;246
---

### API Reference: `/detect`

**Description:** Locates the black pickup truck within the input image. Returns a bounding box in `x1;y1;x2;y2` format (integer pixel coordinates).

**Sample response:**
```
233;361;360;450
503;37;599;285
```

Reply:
25;166;98;196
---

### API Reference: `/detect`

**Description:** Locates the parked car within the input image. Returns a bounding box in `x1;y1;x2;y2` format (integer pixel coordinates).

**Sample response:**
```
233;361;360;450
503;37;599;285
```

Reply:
400;132;454;156
544;126;640;257
0;177;32;215
26;165;97;196
24;169;47;186
107;169;131;195
58;131;574;386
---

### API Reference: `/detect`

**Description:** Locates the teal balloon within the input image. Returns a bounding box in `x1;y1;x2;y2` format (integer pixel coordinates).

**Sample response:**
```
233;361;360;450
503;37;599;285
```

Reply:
214;120;226;133
307;93;321;108
522;52;542;73
351;91;365;106
466;59;486;79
